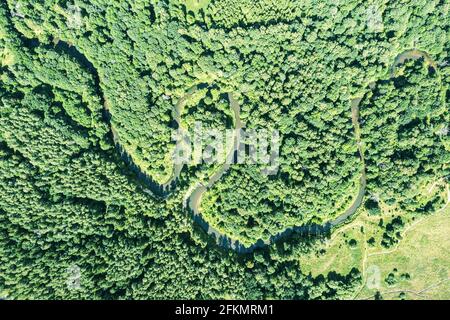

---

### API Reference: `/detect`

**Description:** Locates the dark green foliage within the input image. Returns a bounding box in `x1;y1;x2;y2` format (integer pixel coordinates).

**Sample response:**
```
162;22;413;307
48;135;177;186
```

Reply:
0;0;448;299
365;198;381;216
385;273;397;287
360;58;449;215
381;216;405;248
374;291;383;300
400;273;411;281
348;239;358;248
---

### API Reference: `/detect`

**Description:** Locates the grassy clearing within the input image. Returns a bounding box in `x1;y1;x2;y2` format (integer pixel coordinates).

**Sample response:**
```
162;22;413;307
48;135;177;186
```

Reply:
185;0;211;13
1;47;14;66
358;205;450;300
300;181;449;300
300;222;365;277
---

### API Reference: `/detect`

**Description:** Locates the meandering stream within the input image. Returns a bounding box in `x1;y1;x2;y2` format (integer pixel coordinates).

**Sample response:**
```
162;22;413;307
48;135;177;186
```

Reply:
50;38;436;253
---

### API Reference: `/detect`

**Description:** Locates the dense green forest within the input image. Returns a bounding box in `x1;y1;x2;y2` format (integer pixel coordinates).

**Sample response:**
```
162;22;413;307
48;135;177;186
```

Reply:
0;0;448;299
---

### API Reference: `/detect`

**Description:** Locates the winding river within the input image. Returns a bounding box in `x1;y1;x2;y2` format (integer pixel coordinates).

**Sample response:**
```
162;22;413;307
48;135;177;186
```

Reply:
27;32;437;253
1;0;443;255
183;48;440;252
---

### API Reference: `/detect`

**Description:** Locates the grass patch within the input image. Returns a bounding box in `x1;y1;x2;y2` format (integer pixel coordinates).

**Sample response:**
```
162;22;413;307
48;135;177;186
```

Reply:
300;222;365;277
299;181;449;300
359;206;450;300
185;0;211;13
